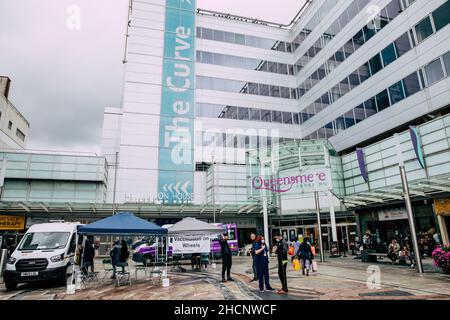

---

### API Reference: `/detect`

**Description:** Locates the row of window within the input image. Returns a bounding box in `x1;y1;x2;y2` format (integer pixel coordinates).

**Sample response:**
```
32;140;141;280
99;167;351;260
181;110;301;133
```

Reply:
196;27;293;52
305;50;450;140
197;131;295;148
291;0;339;53
196;51;294;75
300;0;450;124
196;103;300;124
196;76;297;99
298;0;404;98
3;117;26;142
295;0;370;73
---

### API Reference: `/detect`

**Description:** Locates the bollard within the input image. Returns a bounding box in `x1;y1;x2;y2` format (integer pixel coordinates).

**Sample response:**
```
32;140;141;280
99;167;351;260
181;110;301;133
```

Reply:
0;249;8;281
162;277;170;287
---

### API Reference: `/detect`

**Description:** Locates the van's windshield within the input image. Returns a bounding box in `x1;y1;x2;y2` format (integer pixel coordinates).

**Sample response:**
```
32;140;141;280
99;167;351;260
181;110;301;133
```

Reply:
18;232;70;250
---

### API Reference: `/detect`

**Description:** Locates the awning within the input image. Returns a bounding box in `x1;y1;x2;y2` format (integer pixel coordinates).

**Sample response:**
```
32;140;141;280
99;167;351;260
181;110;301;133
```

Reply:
167;217;224;236
77;212;167;236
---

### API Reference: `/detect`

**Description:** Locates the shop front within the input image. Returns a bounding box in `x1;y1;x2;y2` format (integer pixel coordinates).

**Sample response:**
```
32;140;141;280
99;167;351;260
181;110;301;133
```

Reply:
434;197;450;245
356;201;439;256
0;214;27;254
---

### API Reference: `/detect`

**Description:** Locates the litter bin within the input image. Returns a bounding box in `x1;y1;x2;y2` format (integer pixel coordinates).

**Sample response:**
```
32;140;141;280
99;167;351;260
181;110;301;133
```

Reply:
361;249;377;263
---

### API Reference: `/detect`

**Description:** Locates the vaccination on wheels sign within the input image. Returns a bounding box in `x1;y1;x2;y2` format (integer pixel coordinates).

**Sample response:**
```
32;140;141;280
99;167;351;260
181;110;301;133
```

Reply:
170;235;211;254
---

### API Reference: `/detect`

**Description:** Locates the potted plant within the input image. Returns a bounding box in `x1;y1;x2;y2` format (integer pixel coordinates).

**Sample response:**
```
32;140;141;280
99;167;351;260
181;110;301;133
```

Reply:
432;245;450;274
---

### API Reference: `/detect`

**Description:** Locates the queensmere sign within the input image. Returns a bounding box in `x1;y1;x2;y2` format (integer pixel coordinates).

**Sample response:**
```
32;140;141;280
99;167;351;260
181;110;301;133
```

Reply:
251;168;331;194
158;0;196;204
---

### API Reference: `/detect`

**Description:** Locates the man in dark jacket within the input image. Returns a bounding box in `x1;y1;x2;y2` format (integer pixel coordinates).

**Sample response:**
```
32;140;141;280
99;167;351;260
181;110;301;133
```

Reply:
219;233;233;282
274;233;288;294
250;233;257;282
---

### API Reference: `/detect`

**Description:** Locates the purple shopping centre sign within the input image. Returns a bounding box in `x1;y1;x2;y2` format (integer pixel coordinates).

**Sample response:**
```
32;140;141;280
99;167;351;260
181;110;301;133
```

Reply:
251;169;331;194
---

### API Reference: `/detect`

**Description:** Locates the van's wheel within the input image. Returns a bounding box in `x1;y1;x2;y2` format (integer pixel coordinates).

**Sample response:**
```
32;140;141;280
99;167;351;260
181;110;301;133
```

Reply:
5;281;18;291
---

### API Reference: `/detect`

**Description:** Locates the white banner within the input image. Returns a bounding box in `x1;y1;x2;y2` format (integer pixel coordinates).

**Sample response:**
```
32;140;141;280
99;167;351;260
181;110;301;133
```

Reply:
170;235;211;254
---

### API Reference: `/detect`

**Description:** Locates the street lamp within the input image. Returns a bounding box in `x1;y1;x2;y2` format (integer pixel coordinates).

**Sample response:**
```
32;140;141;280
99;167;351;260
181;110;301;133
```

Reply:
394;134;423;274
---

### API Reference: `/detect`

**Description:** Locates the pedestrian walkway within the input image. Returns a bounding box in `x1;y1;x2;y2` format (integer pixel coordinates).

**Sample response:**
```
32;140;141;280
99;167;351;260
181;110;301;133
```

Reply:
1;255;449;300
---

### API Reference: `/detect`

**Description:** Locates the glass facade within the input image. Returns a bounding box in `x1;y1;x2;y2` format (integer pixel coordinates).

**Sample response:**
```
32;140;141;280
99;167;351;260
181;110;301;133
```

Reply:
196;76;297;99
196;27;292;52
306;49;450;140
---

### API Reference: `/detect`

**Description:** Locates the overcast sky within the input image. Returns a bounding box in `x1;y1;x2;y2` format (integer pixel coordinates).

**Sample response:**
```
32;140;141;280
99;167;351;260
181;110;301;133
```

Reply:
0;0;304;155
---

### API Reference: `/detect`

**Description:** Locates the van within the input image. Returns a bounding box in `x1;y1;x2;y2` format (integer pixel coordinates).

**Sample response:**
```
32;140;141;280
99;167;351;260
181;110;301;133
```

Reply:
3;222;80;291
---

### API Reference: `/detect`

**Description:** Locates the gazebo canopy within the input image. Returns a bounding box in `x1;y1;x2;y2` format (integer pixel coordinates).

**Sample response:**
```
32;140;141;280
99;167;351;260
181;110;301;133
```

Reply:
167;217;224;236
77;212;167;236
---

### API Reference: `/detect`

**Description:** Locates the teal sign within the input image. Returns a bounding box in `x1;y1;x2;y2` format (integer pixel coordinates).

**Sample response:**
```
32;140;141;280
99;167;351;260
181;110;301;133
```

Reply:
158;0;196;204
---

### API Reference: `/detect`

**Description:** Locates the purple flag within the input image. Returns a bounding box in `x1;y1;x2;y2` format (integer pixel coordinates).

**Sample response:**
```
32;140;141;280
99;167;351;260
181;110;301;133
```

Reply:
409;126;425;169
356;148;369;183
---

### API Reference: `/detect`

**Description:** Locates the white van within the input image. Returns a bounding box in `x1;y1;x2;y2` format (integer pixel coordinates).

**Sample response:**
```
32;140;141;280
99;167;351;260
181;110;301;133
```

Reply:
3;222;80;291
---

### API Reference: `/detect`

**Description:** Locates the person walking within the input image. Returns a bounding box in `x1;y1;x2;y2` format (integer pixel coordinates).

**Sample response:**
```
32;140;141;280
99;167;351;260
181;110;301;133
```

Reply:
296;237;313;276
254;236;275;292
219;233;233;282
273;233;288;294
110;240;121;279
250;233;258;282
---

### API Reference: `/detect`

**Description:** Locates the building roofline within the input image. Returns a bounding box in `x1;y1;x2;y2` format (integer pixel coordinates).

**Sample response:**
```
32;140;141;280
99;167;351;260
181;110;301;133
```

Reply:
196;0;312;30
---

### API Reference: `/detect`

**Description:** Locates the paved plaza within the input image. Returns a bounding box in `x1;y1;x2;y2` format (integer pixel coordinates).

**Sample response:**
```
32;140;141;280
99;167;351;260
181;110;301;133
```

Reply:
1;256;449;300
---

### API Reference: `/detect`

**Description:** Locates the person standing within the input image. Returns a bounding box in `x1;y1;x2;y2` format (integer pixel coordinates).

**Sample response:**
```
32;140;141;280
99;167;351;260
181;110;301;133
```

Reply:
219;233;233;282
119;240;130;272
110;240;121;279
254;236;275;292
82;237;96;273
250;233;258;282
296;237;313;276
273;233;288;294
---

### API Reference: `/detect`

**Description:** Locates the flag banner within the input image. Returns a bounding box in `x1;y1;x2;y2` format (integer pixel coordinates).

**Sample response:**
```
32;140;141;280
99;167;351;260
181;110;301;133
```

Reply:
409;126;425;169
356;148;369;183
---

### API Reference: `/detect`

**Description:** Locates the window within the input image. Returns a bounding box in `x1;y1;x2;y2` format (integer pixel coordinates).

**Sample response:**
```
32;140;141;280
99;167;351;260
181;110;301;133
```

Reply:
364;97;377;117
385;0;401;21
415;16;434;43
335;116;345;133
376;89;390;111
403;72;421;97
202;28;213;40
249;108;261;121
359;63;371;82
381;43;397;67
293;113;300;124
443;51;450;75
238;107;249;120
8;121;12;130
432;0;450;32
369;53;383;75
424;58;445;85
348;70;361;89
16;129;26;141
353;30;365;49
282;112;292;124
261;110;271;122
394;33;411;57
270;85;280;98
362;25;376;42
270;110;281;123
343;110;356;129
389;81;405;104
213;30;224;42
354;104;366;123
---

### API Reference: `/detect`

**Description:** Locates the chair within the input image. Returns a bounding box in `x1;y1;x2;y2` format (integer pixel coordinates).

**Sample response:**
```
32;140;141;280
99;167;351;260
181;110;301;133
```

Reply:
149;262;164;285
132;252;151;280
81;262;99;283
171;254;182;272
115;262;131;287
200;254;209;270
101;259;114;281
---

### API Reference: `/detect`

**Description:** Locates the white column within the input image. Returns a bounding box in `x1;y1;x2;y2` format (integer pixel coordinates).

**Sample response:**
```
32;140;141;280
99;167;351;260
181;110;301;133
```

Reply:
437;215;449;245
263;197;270;248
329;191;338;242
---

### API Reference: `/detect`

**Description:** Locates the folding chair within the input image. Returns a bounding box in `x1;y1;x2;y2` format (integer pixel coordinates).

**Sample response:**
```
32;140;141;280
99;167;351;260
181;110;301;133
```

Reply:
132;252;151;281
101;259;114;281
116;262;131;287
149;262;164;285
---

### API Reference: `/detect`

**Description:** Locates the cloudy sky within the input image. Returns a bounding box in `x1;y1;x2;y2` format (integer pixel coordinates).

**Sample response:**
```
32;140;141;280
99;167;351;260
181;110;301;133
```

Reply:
0;0;303;154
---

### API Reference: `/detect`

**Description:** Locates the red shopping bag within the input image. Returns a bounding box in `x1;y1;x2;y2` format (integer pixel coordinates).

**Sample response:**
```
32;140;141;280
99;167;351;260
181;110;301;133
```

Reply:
288;246;294;255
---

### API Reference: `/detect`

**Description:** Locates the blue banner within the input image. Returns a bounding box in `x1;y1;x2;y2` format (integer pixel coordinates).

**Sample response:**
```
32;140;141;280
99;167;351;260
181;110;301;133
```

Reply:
409;126;425;169
158;0;196;204
356;148;369;183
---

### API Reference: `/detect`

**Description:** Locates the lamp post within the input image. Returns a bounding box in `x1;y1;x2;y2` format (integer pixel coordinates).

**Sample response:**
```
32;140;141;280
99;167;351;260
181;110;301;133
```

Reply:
112;152;119;216
314;191;325;263
394;134;423;274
